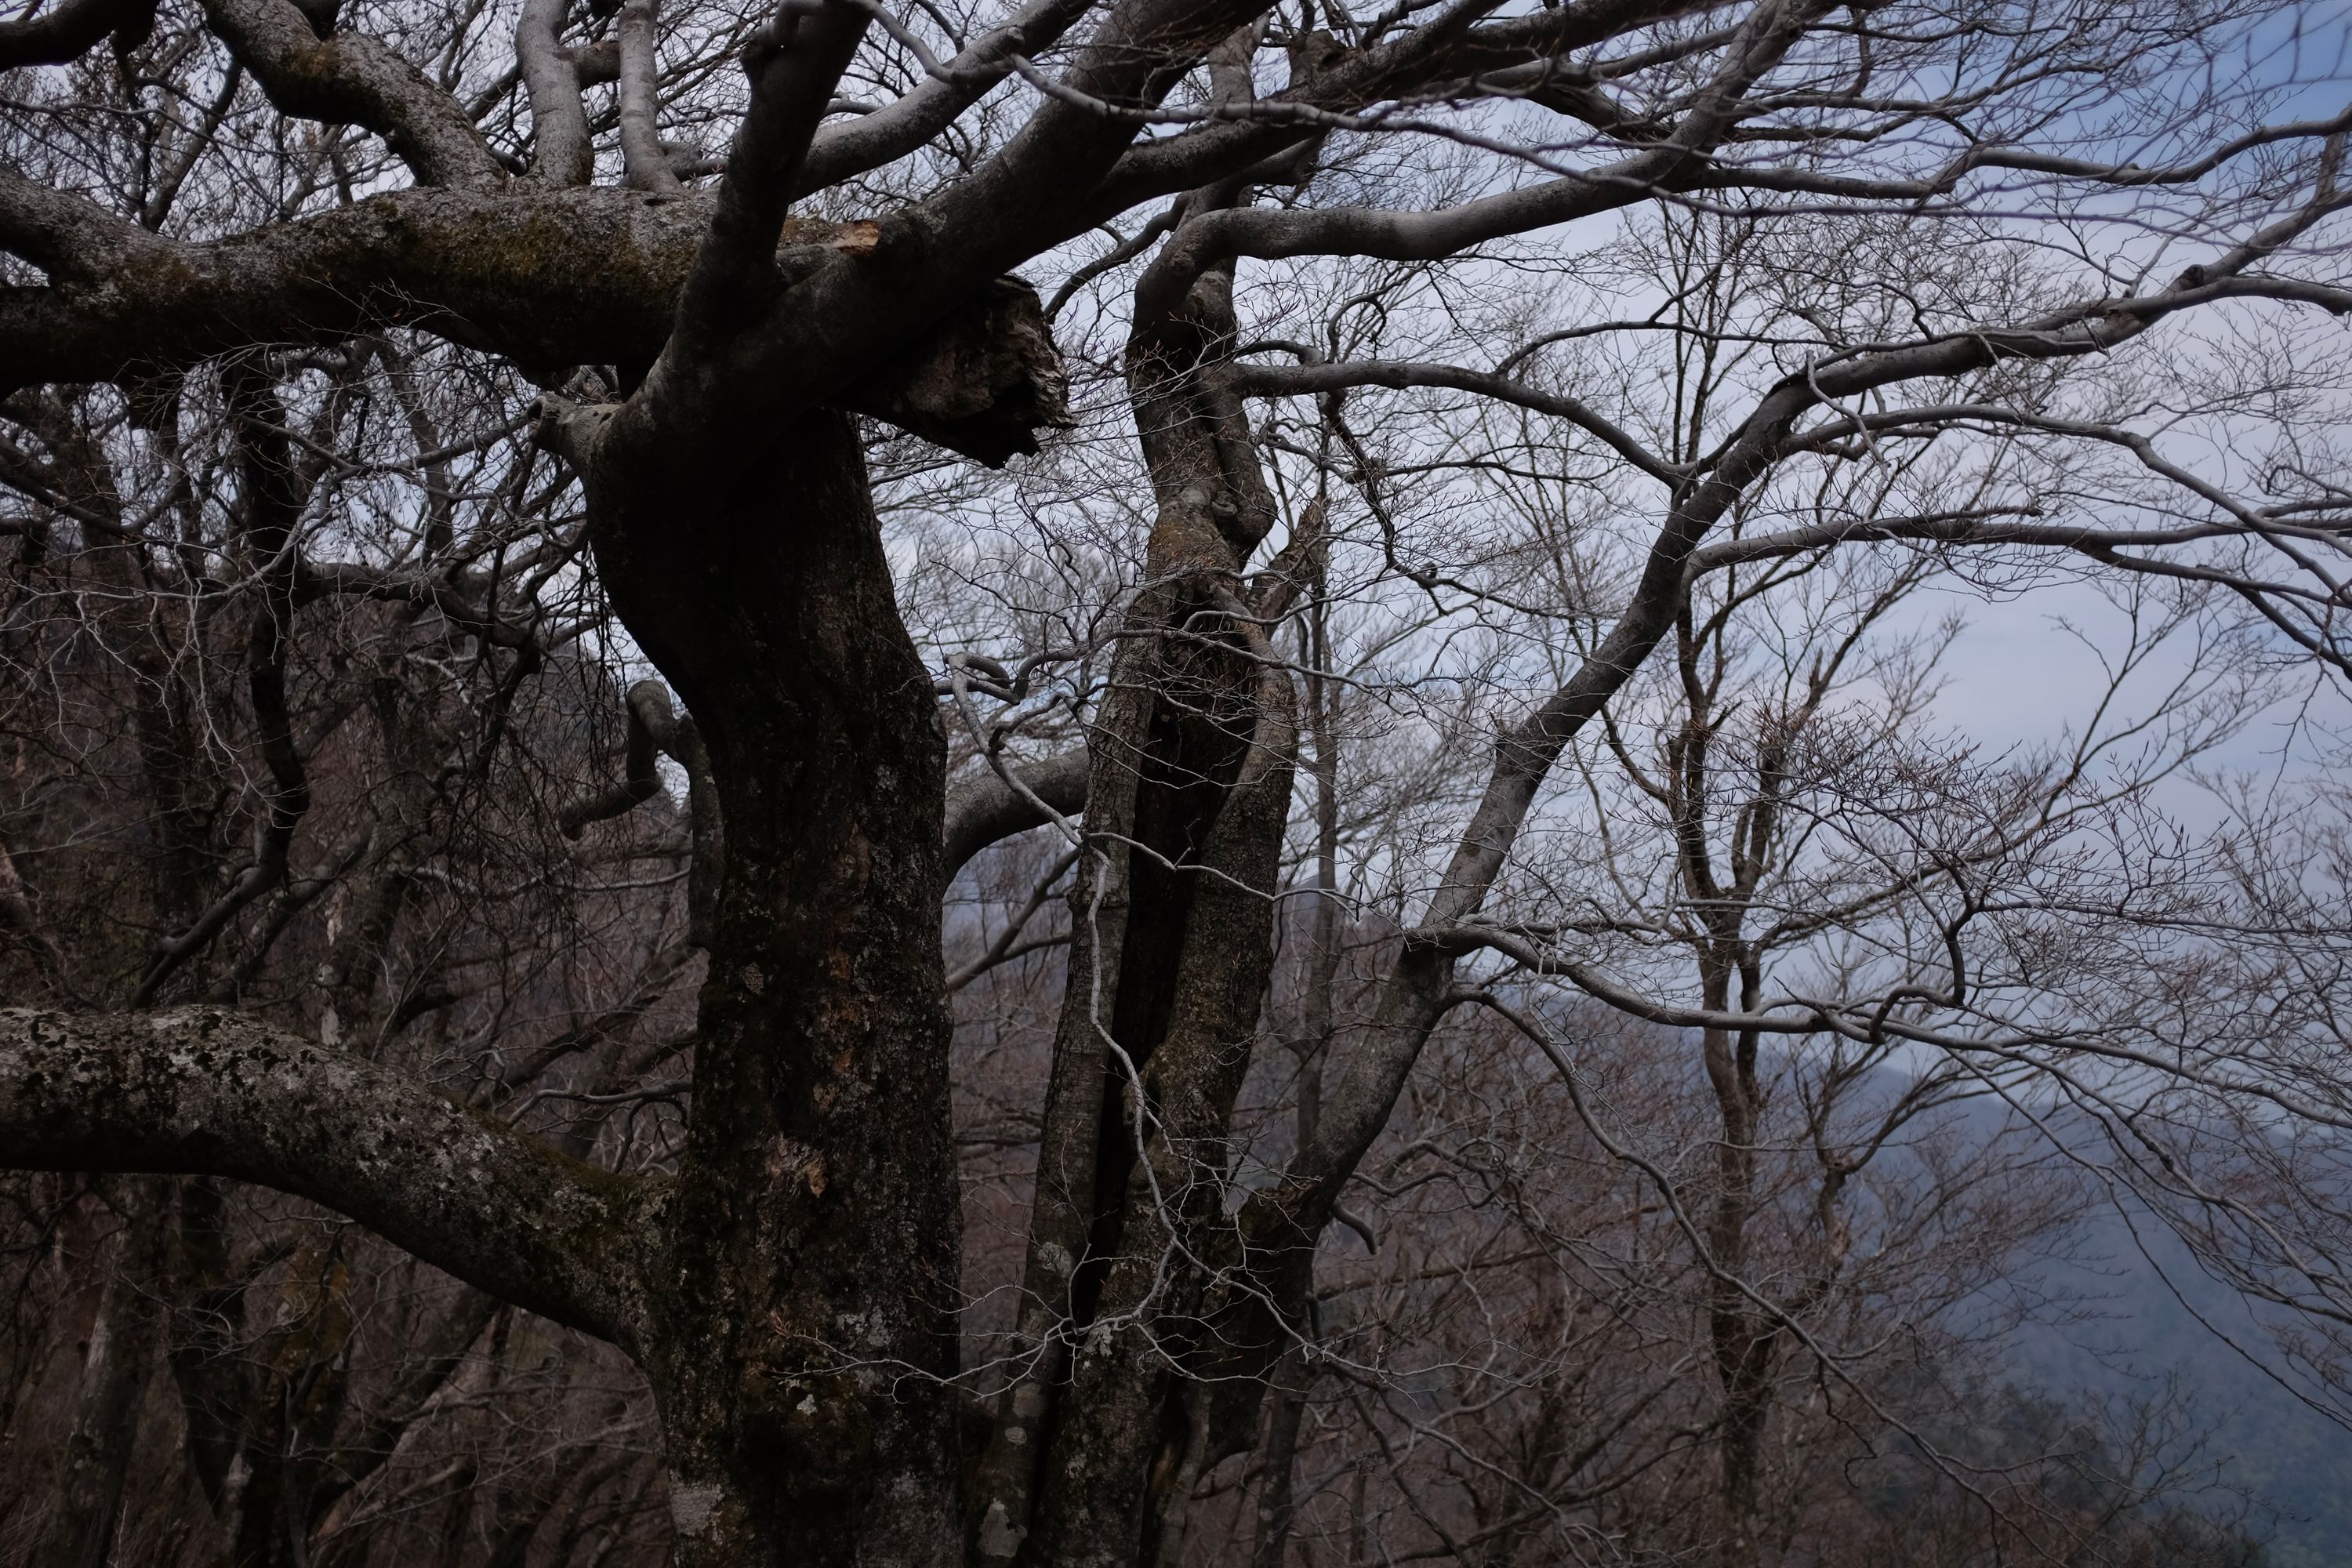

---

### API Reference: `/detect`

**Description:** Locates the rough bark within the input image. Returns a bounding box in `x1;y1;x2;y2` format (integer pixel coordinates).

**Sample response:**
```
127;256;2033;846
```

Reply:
2;0;2334;1559
0;1008;655;1344
199;0;504;188
0;180;1066;465
0;0;154;67
579;405;962;1567
971;198;1302;1559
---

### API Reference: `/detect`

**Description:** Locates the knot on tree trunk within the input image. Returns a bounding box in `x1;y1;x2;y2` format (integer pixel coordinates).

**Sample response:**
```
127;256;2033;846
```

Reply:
844;277;1071;466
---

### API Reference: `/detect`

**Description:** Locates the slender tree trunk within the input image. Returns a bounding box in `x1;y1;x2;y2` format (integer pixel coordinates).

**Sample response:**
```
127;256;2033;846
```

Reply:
1700;951;1772;1568
32;1178;169;1568
1247;1352;1312;1568
162;1183;354;1568
1247;590;1338;1568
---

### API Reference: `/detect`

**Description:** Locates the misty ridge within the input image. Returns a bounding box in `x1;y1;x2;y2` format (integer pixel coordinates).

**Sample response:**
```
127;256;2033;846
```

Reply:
3;0;2351;1563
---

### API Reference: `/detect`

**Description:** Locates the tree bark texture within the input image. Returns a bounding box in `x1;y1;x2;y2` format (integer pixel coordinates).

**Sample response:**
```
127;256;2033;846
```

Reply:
966;250;1303;1568
582;405;962;1566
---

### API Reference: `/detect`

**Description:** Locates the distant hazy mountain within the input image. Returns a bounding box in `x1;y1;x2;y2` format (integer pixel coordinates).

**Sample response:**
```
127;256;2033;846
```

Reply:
1865;1067;2352;1567
2008;1204;2352;1568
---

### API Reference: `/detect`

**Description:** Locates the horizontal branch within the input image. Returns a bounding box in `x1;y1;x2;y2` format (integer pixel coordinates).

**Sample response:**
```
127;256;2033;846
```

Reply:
1134;146;1687;321
1230;357;1682;485
0;180;1067;462
1693;100;2352;205
0;0;151;67
1683;506;2101;572
0;167;173;284
1431;924;1822;1033
0;1007;659;1347
294;555;545;647
0;181;702;383
943;747;1089;879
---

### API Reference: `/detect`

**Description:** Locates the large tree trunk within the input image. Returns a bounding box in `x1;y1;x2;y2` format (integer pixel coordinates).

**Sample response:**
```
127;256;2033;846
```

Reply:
583;406;962;1567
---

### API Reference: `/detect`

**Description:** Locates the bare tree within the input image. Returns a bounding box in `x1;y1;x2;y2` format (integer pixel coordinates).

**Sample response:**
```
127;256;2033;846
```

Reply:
4;0;2351;1563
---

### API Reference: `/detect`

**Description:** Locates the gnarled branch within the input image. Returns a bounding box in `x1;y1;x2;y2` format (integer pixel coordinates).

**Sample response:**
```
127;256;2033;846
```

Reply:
0;0;152;68
0;181;1069;463
943;746;1089;879
560;679;677;837
0;1007;658;1347
201;0;503;187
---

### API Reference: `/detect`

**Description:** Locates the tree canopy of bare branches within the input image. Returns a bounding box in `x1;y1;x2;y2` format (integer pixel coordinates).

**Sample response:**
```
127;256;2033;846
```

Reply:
3;0;2350;1563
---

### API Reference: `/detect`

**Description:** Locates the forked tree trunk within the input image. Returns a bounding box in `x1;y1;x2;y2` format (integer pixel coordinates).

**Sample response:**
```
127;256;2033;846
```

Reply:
967;252;1305;1567
583;407;962;1567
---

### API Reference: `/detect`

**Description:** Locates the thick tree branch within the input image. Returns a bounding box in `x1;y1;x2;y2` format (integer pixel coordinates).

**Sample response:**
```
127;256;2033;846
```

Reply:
516;0;593;184
615;0;680;194
560;679;677;837
942;746;1089;879
793;0;1098;194
0;182;1066;462
658;0;872;376
201;0;503;187
0;1007;656;1346
707;0;1269;416
0;167;172;282
0;0;152;67
0;183;690;382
